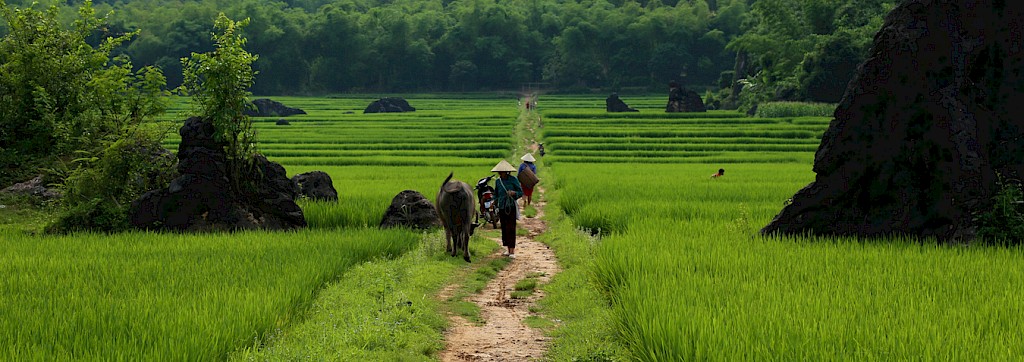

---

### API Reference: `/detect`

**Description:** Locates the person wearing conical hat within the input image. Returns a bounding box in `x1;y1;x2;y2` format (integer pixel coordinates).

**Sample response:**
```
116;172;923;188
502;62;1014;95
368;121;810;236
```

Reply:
518;153;538;206
491;159;523;259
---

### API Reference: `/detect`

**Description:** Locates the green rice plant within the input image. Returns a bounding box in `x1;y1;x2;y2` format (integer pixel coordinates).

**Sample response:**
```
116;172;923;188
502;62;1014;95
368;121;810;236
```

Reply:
533;206;631;361
591;219;1024;360
552;163;814;234
270;156;496;167
229;230;498;360
542;111;746;119
551;144;818;154
544;136;821;146
160;96;519;172
756;101;837;118
0;228;420;360
542;117;776;126
290;165;494;228
528;98;1024;359
541;129;821;139
257;142;510;151
260;149;507;159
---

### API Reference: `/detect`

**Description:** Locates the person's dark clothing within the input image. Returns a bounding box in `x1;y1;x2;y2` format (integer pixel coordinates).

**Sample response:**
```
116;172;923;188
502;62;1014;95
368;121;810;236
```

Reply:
499;207;516;248
494;175;523;248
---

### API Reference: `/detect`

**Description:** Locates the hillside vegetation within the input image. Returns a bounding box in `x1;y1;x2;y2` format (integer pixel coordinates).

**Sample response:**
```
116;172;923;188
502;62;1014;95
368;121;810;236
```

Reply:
3;0;893;100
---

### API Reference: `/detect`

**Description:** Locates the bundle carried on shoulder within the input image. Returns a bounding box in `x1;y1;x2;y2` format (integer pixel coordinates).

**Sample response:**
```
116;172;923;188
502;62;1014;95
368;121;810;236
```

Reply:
518;167;539;189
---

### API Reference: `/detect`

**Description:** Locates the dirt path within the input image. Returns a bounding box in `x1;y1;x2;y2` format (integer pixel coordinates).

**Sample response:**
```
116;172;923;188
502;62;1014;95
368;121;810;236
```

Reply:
437;99;556;361
438;186;560;361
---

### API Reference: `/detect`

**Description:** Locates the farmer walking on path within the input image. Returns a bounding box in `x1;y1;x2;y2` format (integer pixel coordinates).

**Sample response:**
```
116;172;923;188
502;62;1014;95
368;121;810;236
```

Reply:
492;159;523;259
518;153;538;206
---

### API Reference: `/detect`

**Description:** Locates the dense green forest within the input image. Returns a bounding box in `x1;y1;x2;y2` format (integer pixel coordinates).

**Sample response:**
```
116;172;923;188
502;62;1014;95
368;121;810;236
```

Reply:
2;0;894;100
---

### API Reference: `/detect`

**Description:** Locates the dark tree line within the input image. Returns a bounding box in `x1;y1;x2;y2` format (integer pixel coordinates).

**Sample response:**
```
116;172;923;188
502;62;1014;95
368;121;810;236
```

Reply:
1;0;894;101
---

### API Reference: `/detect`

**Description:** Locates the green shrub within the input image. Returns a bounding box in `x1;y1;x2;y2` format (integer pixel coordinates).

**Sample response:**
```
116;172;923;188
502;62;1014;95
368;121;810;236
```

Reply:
0;1;166;186
976;178;1024;245
48;131;176;233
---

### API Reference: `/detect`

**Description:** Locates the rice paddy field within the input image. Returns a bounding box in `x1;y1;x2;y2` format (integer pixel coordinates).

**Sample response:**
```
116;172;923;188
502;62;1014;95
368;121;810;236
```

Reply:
539;95;1024;360
162;95;520;228
3;93;1023;359
0;95;522;358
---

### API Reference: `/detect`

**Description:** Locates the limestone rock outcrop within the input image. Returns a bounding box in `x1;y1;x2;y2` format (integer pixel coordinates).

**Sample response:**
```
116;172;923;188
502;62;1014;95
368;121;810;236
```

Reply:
379;190;440;230
762;0;1024;241
292;171;338;202
0;175;61;201
244;98;306;117
364;97;416;113
129;117;306;231
665;81;706;112
606;93;639;112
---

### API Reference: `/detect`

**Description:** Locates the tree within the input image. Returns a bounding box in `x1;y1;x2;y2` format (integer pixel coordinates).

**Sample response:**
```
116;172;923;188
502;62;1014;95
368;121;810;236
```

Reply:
0;0;173;232
724;0;894;107
798;30;862;103
0;0;167;186
180;13;258;191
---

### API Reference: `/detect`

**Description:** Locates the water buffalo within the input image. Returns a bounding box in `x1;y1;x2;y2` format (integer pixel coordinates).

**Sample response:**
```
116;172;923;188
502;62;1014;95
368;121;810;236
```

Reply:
436;172;477;262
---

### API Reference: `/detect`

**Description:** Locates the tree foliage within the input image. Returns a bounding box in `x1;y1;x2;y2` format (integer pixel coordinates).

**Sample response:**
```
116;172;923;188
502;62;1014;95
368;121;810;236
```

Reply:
1;0;895;101
976;177;1024;246
180;13;259;191
726;0;895;108
27;0;752;94
0;0;172;232
0;0;168;186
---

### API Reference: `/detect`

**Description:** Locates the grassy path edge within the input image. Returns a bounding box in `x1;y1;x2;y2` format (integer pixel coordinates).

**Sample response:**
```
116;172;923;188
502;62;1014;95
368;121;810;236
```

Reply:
229;231;503;360
529;190;632;361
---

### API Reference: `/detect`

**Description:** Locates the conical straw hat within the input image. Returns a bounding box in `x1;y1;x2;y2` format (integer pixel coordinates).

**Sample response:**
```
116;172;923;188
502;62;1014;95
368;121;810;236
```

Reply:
491;160;516;172
521;153;536;162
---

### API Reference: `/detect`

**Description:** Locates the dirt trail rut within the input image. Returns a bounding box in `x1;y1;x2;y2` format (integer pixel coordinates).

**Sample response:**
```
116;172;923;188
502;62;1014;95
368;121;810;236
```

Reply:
438;186;560;361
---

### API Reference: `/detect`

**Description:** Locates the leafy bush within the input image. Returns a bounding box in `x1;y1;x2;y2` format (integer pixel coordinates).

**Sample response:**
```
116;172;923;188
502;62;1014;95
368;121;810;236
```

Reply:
0;0;174;232
48;131;176;233
0;1;166;186
976;178;1024;245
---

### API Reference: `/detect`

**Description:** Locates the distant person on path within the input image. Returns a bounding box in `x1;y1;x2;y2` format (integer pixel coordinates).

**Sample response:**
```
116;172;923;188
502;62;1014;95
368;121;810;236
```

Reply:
492;160;523;259
518;153;538;206
711;168;725;178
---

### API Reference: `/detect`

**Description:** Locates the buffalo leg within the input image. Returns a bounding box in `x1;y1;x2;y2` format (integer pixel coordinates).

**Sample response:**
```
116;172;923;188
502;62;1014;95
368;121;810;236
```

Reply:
445;229;454;255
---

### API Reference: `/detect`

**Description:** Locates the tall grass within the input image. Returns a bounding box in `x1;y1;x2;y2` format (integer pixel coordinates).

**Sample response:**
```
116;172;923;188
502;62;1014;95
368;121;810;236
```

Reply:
592;219;1024;360
756;101;836;118
0;228;420;359
231;231;502;360
534;204;631;361
537;95;1024;359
